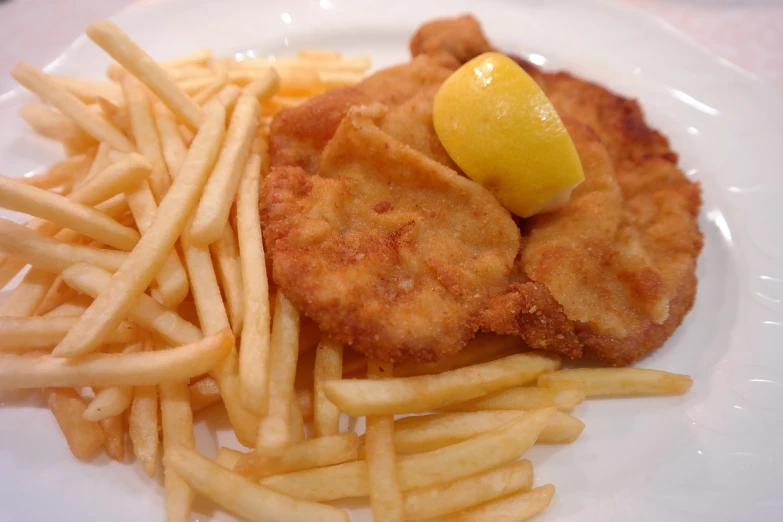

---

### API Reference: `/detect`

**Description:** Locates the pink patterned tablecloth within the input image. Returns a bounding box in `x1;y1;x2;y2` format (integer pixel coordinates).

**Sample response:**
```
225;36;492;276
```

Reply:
0;0;782;93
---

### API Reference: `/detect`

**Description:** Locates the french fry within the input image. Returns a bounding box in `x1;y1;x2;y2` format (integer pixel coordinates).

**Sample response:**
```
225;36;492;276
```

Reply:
121;74;171;202
394;334;524;378
297;386;314;422
443;386;585;413
52;103;225;357
153;105;187;177
297;49;343;61
0;316;137;352
211;223;244;335
160;378;196;522
216;447;243;469
177;76;216;95
0;175;140;250
85;374;136;422
236;150;271;414
261;409;556;501
83;142;113;183
0;219;127;274
0;269;58;317
0;329;232;389
20;107;97;156
97;97;133;139
33;273;78;316
167;65;214;83
87;21;204;130
189;95;260;246
100;415;125;461
235;433;360;481
60;263;202;346
130;382;160;477
160;49;213;71
11;62;134;152
256;293;300;454
208;84;242;111
365;360;405;522
165;446;350;522
47;388;105;460
242;69;280;102
20;154;87;190
45;295;92;317
426;484;555;522
192;77;227;106
324;352;561;416
76;152;154;205
50;75;124;105
404;460;533;521
289;395;305;443
537;368;694;397
313;341;343;437
188;375;221;412
383;410;584;453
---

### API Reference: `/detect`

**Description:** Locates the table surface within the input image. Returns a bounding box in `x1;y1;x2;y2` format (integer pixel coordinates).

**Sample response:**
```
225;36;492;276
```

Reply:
1;0;782;94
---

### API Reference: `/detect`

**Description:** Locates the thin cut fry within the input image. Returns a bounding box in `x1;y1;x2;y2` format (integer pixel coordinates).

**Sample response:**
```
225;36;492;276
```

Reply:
208;84;242;111
237;151;271;415
130;382;159;477
297;386;314;422
60;263;202;346
313;341;343;437
289;394;305;443
47;388;105;460
165;446;350;522
0;175;139;250
443;386;585;413
189;95;260;246
256;293;300;454
33;273;77;316
242;69;280;102
216;447;243;469
97;97;133;139
189;376;222;412
50;75;124;105
0;219;127;273
44;295;92;317
100;415;125;461
404;460;533;521
87;21;204;130
20;155;86;190
234;433;360;481
425;484;555;522
0;316;136;352
0;329;233;389
161;49;213;70
20;107;97;156
160;378;196;522
153;105;187;178
324;352;561;416
76;152;154;205
365;360;405;522
537;368;694;396
12;62;134;152
0;269;57;318
211;223;244;335
52;103;225;357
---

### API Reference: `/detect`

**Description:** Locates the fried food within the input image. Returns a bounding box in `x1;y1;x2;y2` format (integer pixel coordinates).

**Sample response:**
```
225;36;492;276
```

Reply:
410;15;703;366
261;107;579;362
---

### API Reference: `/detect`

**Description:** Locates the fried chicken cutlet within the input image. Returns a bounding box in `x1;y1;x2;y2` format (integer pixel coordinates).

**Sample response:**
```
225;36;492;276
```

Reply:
261;106;579;362
411;15;704;366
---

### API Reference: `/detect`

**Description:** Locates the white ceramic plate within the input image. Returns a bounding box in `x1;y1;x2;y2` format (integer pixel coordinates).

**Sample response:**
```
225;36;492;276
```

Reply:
2;0;782;521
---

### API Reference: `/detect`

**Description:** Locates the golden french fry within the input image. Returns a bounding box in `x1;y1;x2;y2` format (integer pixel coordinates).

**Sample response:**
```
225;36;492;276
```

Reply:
50;75;123;105
121;74;171;202
0;219;127;274
0;175;139;250
366;360;404;522
167;65;214;83
153;105;187;178
208;84;242;111
97;97;133;139
130;382;159;477
177;76;216;95
297;49;343;61
537;368;693;397
52;104;225;357
76;152;154;205
83;142;113;183
242;69;280;102
0;268;58;318
160;49;213;71
60;263;201;346
160;378;195;522
192;77;227;106
165;445;350;522
45;295;92;317
236;150;271;415
216;447;243;469
100;415;125;461
32;272;78;316
313;341;343;437
211;223;244;335
19;154;86;190
190;95;260;246
261;409;556;501
188;376;222;412
20;105;97;155
384;410;584;453
404;460;533;521
394;334;524;378
426;484;555;522
324;352;560;416
47;388;105;460
85;385;134;421
319;70;366;89
0;316;136;352
235;433;360;481
443;386;585;413
289;395;305;443
297;386;314;422
87;21;204;130
256;293;300;454
0;329;232;389
12;62;134;152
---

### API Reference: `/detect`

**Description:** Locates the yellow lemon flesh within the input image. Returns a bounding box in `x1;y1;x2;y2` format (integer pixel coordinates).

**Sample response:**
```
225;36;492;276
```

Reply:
433;52;584;218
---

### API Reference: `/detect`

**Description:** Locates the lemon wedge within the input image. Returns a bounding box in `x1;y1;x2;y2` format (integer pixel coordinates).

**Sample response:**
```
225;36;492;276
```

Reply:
433;52;584;218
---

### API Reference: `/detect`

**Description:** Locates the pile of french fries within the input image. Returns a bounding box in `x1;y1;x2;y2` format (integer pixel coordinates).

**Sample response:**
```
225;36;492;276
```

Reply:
0;19;694;522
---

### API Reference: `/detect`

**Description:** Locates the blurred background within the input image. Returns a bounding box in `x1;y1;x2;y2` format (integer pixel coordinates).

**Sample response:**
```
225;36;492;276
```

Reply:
1;0;782;93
